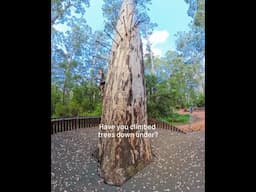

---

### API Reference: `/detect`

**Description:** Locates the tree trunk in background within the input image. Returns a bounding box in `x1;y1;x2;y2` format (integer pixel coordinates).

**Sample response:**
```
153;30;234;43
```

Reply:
146;36;155;76
98;0;152;186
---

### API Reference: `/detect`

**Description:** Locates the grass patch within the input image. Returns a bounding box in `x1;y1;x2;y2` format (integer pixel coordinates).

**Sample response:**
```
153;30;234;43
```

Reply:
158;113;190;125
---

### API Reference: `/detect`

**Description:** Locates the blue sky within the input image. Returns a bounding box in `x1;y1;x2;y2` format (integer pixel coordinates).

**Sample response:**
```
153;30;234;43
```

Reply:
147;0;192;56
83;0;192;57
56;0;192;57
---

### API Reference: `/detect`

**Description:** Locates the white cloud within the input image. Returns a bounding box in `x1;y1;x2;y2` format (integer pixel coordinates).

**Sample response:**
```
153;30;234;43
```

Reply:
53;24;70;32
152;48;162;57
149;30;169;46
142;30;170;57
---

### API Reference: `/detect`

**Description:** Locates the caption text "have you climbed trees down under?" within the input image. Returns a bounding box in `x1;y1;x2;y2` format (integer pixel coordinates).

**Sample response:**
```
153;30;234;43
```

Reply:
98;124;158;138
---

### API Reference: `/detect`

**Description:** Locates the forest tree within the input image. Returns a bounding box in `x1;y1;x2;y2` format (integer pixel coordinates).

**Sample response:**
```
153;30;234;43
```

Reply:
98;0;153;186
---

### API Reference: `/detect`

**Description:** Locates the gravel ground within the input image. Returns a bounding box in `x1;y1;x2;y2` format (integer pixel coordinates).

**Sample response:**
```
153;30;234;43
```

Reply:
51;128;205;192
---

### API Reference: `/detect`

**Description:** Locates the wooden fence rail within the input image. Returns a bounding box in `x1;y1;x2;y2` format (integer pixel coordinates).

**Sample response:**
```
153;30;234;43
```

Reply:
148;118;186;134
51;117;101;134
51;117;186;135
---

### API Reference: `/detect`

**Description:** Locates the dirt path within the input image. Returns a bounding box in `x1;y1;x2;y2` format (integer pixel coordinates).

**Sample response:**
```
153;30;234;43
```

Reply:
175;109;205;132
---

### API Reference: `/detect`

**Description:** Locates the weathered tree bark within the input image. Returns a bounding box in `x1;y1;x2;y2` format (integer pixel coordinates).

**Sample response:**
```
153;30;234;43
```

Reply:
98;0;153;186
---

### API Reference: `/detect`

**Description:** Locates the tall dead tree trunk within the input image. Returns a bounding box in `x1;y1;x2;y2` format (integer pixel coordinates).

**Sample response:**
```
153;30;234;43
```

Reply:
98;0;152;186
146;36;155;76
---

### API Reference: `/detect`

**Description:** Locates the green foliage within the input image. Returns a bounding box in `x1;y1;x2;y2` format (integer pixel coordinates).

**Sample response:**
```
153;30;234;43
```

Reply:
184;0;205;28
194;93;205;107
160;113;190;124
51;84;62;116
169;113;190;123
51;0;90;26
84;102;102;116
55;102;71;117
69;100;81;116
51;81;102;118
193;0;205;28
146;49;204;123
146;74;175;119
